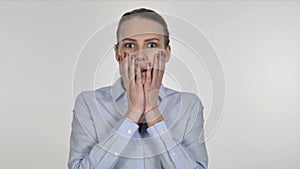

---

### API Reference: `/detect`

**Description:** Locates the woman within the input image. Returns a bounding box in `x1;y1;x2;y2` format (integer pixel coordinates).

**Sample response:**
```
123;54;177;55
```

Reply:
68;8;208;169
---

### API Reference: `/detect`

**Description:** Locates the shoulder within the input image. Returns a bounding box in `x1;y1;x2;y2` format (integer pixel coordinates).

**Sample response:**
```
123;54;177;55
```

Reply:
75;85;113;103
163;86;204;108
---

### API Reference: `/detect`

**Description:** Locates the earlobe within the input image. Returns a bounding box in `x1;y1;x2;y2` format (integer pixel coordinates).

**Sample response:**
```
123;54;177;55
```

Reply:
165;45;171;62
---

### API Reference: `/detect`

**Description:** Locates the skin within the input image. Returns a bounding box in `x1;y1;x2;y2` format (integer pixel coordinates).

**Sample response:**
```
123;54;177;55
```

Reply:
114;17;171;126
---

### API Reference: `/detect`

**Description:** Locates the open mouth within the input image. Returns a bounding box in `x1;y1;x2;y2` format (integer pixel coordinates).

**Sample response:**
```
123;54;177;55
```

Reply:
140;68;147;73
139;67;153;76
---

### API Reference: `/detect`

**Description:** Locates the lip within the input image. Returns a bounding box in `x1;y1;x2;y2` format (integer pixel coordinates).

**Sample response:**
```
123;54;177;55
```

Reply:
140;67;147;72
136;67;153;75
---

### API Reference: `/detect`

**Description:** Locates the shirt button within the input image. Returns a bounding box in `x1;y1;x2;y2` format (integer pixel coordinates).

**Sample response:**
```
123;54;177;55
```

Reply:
127;129;132;134
114;152;119;156
160;129;164;134
172;152;176;156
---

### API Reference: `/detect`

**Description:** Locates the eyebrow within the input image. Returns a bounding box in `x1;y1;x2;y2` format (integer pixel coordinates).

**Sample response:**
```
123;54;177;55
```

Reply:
121;37;160;42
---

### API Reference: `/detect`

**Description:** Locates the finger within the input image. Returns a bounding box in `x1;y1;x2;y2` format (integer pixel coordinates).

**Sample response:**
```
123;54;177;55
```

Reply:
158;51;166;78
120;52;127;75
116;54;121;63
152;53;159;84
118;53;122;72
123;52;129;79
129;54;135;84
146;62;152;84
135;63;142;86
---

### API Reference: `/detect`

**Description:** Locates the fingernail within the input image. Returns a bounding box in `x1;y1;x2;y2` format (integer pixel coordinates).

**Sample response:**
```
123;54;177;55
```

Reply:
124;52;127;58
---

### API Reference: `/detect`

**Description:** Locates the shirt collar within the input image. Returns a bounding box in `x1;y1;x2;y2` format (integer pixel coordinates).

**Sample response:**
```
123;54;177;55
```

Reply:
111;77;126;102
111;77;166;102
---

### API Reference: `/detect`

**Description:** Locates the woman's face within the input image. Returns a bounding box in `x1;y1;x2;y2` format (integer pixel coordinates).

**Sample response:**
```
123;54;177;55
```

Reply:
115;17;171;80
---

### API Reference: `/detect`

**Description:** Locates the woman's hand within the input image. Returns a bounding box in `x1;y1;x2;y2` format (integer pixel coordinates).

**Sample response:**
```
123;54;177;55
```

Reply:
119;52;145;123
143;51;166;126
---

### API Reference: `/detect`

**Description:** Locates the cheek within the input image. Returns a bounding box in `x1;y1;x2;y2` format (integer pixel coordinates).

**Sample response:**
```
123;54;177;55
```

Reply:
146;55;155;68
147;50;165;66
144;49;160;63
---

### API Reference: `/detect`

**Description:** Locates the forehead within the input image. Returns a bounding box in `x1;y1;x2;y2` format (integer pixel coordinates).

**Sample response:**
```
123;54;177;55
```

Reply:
118;17;165;41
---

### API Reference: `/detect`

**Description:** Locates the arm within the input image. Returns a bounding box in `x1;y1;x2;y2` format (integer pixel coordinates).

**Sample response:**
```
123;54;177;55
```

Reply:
146;97;209;169
142;50;208;168
68;92;139;169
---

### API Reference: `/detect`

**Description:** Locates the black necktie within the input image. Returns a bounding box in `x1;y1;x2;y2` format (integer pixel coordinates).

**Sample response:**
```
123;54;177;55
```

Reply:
138;113;148;135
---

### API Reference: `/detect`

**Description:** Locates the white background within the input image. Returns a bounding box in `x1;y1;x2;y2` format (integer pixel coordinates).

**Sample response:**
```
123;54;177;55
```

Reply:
1;1;299;169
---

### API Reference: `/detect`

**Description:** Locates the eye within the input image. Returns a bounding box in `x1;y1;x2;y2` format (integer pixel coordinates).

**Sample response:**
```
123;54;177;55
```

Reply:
147;42;157;48
124;43;135;48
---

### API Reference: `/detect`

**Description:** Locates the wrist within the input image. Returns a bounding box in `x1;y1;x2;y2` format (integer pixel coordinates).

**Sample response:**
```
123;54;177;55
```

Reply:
126;109;143;123
144;108;163;127
147;115;163;127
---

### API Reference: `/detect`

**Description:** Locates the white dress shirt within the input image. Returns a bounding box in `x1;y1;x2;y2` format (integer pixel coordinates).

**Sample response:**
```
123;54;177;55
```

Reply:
68;78;209;169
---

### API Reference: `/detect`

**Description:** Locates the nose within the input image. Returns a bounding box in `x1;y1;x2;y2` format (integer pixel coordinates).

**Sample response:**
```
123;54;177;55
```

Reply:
135;51;148;62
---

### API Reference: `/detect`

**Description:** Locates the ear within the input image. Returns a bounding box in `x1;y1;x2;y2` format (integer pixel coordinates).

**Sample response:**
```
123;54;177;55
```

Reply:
164;44;171;63
114;44;121;63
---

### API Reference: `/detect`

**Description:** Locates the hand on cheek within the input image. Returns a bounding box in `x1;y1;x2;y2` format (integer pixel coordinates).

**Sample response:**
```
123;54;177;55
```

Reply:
120;52;145;123
143;50;166;126
144;50;166;98
119;52;129;90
